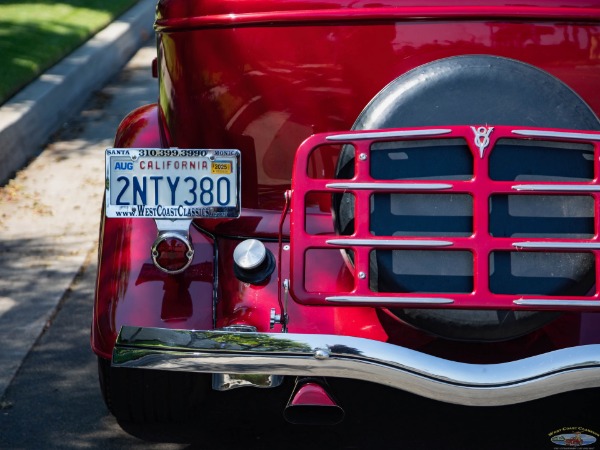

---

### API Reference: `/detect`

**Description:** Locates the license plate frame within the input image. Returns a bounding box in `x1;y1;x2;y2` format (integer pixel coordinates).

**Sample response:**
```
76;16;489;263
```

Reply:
105;148;241;219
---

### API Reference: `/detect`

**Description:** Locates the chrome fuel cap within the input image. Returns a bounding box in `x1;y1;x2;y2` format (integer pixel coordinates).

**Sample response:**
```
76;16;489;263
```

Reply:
233;239;275;284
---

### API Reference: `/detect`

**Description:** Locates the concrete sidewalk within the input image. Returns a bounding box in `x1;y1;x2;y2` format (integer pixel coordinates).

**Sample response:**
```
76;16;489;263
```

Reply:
0;0;156;185
0;2;158;402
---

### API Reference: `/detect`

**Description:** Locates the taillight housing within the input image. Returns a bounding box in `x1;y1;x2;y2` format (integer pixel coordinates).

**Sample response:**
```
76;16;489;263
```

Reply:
151;232;194;274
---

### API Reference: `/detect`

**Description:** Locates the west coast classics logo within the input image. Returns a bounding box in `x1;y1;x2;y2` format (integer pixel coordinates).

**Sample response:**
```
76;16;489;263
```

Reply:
549;427;599;448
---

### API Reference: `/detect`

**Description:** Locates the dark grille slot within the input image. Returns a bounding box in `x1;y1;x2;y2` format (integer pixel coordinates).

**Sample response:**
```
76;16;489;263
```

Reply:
489;139;594;181
371;193;473;237
370;139;472;180
374;250;473;294
489;195;595;238
489;252;595;296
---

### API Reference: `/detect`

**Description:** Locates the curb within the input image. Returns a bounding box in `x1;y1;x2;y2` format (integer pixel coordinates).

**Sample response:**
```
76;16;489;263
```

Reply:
0;0;156;185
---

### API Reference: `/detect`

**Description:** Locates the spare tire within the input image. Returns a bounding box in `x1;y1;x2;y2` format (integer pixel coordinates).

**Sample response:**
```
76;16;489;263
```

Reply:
334;55;600;341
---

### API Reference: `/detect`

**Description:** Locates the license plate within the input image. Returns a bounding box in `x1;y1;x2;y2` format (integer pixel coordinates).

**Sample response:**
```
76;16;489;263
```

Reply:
105;148;241;219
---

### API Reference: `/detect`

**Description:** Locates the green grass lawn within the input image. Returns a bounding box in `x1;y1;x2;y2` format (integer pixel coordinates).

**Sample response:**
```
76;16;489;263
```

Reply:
0;0;139;105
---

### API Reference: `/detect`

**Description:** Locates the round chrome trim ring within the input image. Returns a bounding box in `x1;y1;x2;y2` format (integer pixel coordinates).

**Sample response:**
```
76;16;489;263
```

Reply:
151;232;194;275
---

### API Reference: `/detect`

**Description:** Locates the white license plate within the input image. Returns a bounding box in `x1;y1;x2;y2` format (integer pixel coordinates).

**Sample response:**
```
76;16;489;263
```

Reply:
105;148;241;218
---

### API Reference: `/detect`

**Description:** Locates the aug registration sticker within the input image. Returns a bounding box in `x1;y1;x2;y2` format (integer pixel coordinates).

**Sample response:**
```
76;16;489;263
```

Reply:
105;148;241;219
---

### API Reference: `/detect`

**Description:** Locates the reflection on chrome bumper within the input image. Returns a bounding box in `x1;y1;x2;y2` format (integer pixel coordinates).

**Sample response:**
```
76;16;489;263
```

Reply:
113;326;600;406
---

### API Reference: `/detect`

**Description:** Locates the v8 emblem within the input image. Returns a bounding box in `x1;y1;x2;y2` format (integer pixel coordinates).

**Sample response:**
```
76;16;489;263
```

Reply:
471;126;494;158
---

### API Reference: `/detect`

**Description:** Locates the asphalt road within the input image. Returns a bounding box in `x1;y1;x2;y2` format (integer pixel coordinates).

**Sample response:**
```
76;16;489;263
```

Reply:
1;40;600;450
2;248;600;450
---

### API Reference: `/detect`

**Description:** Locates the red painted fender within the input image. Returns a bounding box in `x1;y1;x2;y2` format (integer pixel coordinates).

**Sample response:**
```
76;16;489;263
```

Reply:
112;103;164;149
92;104;214;359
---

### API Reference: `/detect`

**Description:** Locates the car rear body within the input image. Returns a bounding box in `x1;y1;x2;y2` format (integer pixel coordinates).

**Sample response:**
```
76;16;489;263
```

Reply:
92;0;600;422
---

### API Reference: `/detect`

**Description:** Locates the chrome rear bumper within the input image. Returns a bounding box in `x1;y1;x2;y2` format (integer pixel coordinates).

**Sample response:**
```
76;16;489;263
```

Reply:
113;326;600;406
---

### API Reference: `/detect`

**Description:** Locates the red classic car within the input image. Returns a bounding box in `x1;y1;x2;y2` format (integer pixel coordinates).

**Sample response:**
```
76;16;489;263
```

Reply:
93;0;600;427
